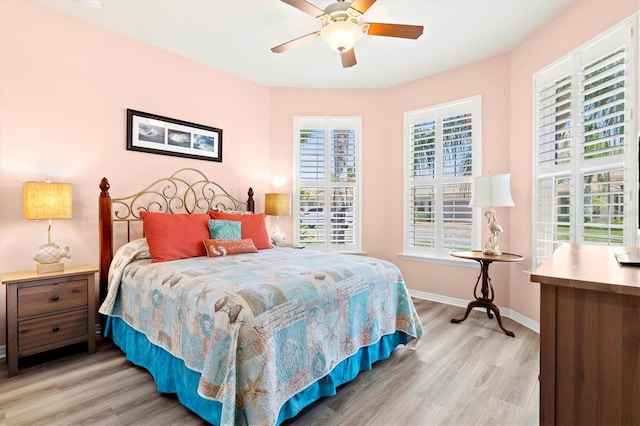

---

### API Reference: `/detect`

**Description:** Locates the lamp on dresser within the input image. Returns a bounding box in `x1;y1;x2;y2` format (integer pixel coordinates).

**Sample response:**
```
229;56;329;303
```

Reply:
265;192;291;246
23;180;72;273
469;174;515;256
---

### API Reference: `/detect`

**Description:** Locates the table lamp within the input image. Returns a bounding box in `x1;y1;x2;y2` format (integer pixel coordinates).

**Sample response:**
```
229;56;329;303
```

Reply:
23;180;72;273
469;174;514;256
264;193;291;246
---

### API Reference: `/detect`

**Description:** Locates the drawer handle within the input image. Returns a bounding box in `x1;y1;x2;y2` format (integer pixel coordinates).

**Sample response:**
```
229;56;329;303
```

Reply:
52;326;60;332
51;295;60;302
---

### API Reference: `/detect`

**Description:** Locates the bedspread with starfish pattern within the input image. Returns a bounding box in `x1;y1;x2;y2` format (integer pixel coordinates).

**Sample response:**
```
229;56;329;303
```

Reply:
99;239;422;425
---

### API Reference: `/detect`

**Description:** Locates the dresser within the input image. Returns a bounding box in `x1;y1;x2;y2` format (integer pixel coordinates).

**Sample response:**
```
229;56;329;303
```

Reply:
530;244;640;425
2;264;98;376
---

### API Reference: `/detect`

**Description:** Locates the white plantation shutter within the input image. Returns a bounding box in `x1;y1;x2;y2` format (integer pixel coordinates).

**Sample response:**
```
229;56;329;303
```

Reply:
582;47;626;160
582;168;625;244
534;60;575;262
408;184;436;249
294;117;360;252
537;73;573;169
533;18;637;268
534;175;573;262
405;96;481;257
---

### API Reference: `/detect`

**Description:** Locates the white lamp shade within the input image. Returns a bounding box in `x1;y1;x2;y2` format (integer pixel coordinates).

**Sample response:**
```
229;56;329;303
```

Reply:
469;174;515;207
265;193;291;216
23;181;73;220
320;21;363;52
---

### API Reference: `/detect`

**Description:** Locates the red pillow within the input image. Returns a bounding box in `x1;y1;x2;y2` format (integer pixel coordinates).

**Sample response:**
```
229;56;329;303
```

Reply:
209;211;272;249
140;211;210;262
203;239;258;257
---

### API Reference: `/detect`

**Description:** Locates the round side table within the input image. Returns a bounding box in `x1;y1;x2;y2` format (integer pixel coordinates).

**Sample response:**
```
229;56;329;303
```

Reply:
449;250;523;337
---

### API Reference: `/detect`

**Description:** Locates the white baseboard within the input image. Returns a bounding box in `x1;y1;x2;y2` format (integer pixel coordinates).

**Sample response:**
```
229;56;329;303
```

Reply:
408;289;540;334
0;345;5;359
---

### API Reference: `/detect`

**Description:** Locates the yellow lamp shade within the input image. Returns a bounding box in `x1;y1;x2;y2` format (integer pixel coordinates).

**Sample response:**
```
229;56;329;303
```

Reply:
23;181;72;220
265;193;291;217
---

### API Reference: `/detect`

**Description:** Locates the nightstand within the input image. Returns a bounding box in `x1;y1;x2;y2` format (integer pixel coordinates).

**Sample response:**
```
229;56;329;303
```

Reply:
2;264;98;377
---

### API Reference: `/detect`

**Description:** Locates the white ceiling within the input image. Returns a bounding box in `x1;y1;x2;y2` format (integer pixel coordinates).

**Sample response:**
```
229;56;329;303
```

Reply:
39;0;574;89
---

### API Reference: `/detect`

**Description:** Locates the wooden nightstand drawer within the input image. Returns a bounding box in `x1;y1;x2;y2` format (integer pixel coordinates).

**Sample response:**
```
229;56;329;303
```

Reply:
18;279;88;318
18;309;88;353
2;264;98;376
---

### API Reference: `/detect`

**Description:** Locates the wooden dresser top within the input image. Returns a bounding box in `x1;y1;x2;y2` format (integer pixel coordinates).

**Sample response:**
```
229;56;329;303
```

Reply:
531;244;640;297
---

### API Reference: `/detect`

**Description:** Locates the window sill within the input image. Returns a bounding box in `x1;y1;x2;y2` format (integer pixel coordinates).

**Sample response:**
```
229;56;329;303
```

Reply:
398;253;478;268
299;246;366;256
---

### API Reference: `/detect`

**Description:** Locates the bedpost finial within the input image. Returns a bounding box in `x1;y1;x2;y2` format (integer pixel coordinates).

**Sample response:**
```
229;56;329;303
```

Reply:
100;177;110;197
247;187;255;213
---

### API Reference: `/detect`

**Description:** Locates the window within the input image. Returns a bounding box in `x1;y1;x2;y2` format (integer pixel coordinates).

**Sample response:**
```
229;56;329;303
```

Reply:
404;96;482;258
294;117;361;252
533;18;637;268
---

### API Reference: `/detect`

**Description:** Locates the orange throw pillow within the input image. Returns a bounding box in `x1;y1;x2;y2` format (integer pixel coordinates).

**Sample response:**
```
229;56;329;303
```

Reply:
209;211;272;250
203;239;259;257
140;211;210;262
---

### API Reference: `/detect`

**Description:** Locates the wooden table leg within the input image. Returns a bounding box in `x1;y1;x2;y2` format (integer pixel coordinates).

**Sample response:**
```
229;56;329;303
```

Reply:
451;299;483;324
451;259;515;337
487;301;515;337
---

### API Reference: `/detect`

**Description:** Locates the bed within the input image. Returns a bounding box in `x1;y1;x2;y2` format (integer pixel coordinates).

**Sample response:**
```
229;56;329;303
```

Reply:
97;168;423;426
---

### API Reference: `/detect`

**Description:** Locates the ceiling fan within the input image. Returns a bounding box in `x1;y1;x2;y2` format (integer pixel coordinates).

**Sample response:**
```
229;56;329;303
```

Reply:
271;0;424;68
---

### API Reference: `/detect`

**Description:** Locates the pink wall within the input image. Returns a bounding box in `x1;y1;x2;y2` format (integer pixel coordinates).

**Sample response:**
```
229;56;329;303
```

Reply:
271;55;515;310
1;0;638;347
388;55;515;306
0;1;272;346
270;0;639;323
507;0;639;320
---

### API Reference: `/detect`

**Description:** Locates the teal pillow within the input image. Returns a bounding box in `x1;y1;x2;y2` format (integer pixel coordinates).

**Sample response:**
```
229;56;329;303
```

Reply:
208;219;241;240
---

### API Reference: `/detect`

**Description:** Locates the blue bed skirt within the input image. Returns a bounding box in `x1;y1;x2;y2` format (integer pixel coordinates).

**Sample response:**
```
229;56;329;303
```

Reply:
106;316;410;425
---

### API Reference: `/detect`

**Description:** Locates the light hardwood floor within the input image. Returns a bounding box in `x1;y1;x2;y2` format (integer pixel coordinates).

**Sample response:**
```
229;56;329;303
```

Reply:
0;299;540;425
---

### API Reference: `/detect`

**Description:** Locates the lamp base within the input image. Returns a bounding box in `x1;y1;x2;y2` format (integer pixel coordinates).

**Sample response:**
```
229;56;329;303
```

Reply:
482;209;503;257
36;261;65;274
271;231;286;246
482;247;502;256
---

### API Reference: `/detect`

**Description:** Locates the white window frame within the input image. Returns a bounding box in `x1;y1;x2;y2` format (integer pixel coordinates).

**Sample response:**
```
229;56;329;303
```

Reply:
532;16;638;269
403;95;483;260
293;116;362;252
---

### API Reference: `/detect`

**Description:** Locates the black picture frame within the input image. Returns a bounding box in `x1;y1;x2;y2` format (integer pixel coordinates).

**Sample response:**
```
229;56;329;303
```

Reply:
126;109;222;162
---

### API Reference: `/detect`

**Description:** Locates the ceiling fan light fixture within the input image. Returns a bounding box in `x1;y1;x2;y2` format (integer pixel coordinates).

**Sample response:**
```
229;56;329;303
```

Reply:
320;20;363;52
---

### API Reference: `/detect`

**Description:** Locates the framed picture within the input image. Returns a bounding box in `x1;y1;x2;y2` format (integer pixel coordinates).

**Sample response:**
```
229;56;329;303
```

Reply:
126;109;222;162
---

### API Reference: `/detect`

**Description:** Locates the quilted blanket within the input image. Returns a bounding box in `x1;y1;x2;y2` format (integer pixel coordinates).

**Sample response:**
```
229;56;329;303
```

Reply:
100;239;422;425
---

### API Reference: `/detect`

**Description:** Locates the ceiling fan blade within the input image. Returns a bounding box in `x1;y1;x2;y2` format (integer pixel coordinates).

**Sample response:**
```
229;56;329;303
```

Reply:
281;0;326;18
271;31;320;53
363;22;424;39
349;0;376;14
341;48;357;68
